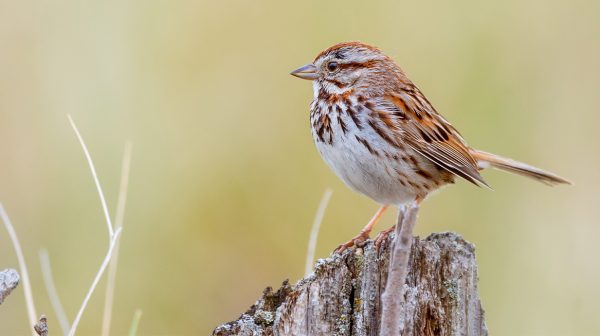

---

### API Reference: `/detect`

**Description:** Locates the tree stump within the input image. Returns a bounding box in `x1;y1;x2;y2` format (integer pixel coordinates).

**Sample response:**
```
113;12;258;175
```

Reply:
213;232;487;336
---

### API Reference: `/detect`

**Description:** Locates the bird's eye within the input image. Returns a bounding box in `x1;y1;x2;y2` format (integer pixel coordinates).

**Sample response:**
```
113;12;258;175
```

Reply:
327;61;339;72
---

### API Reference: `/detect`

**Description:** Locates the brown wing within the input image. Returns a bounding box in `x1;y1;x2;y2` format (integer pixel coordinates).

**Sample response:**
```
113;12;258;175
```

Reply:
375;89;489;187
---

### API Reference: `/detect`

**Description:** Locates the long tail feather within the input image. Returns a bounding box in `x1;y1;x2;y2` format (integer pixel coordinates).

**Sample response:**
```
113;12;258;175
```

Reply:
471;150;572;186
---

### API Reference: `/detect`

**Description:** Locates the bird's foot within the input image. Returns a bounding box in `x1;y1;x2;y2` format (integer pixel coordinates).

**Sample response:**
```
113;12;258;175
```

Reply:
334;230;371;254
374;225;396;249
333;205;389;254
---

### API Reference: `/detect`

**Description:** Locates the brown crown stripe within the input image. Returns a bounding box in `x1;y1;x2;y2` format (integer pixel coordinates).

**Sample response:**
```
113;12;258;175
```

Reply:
314;41;382;61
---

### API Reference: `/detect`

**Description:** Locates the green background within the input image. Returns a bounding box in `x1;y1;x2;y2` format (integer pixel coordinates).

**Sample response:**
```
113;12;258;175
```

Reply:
1;0;598;335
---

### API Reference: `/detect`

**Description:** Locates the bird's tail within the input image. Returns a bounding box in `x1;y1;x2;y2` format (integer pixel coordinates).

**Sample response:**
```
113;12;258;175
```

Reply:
471;149;571;186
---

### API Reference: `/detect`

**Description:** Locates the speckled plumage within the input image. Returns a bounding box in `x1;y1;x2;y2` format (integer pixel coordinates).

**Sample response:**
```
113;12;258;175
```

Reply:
291;42;570;249
309;87;452;205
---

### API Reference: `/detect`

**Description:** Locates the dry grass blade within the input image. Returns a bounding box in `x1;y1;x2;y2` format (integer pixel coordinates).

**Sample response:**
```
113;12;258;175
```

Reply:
101;141;133;336
128;309;143;336
39;249;70;336
304;189;333;276
66;115;129;336
67;114;114;238
0;203;38;328
68;228;122;336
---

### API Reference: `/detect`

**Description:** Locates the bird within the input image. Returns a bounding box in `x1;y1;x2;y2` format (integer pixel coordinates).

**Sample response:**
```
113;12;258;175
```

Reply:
290;42;570;252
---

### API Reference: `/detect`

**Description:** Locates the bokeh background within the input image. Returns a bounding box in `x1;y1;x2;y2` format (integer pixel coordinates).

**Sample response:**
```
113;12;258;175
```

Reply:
1;0;599;335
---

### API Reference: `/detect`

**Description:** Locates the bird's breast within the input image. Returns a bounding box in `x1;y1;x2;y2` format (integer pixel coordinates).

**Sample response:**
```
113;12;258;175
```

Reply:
310;100;446;205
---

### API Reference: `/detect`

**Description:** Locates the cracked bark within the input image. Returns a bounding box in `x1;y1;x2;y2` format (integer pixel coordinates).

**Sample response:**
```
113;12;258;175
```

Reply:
213;232;487;336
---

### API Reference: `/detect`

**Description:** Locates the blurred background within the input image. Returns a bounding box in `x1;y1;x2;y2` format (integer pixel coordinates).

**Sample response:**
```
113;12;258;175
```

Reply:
1;0;599;335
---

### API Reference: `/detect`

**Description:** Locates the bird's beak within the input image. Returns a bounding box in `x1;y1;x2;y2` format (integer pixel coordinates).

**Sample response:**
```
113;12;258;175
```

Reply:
290;63;318;80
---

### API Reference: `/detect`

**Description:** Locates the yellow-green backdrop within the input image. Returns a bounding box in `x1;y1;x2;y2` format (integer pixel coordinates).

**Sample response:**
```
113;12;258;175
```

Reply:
1;0;598;335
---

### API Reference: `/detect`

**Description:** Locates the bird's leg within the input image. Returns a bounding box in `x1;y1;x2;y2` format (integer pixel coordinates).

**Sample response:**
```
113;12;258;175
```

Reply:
335;205;388;253
375;197;423;249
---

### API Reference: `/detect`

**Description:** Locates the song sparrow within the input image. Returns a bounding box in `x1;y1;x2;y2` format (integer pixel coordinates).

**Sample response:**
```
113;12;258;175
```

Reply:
291;42;570;252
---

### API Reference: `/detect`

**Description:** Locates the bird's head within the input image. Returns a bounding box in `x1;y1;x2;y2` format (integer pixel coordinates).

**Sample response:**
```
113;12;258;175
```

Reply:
290;42;404;95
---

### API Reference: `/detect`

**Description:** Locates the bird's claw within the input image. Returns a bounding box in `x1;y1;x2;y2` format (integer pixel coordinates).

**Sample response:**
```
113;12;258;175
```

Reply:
334;231;370;254
374;225;396;249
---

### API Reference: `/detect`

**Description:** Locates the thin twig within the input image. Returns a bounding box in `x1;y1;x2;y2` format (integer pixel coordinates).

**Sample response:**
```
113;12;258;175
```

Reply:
39;249;70;335
380;204;419;336
128;309;143;336
304;189;333;276
67;115;114;238
0;203;38;328
67;115;129;336
101;142;133;336
68;228;122;336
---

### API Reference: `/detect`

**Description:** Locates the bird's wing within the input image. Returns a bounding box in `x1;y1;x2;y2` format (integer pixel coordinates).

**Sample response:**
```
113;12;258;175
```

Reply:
373;89;488;187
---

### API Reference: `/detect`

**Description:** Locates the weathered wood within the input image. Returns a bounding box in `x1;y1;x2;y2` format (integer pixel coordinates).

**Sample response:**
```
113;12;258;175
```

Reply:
213;232;487;336
34;315;49;336
0;268;20;305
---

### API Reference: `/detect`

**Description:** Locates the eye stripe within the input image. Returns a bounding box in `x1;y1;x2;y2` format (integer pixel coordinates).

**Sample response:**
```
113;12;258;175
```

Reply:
337;60;379;70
